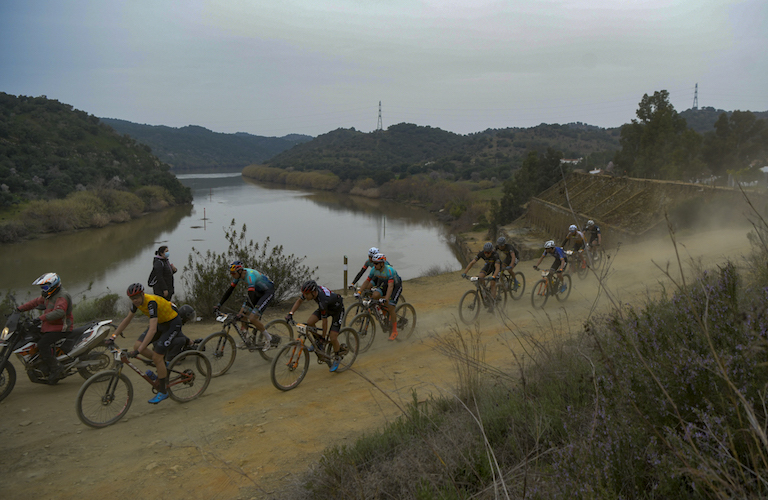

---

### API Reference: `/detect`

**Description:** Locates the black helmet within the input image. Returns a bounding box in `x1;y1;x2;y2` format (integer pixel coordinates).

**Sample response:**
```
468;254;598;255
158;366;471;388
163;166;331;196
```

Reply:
483;242;493;252
301;280;318;294
497;236;506;246
178;304;195;324
127;283;144;297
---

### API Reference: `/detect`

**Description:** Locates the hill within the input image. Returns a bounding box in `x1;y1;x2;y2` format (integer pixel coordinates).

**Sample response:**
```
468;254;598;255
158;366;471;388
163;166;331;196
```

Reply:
100;118;313;172
679;106;768;134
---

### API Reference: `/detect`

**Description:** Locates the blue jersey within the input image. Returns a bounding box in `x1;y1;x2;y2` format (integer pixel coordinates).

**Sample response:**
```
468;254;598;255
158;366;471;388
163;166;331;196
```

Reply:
230;268;273;293
367;264;401;286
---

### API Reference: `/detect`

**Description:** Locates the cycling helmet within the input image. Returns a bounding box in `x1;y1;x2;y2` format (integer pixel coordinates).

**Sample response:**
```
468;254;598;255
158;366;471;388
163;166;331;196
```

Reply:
586;220;595;227
497;236;506;246
372;253;387;264
569;224;577;232
368;247;379;259
178;304;196;324
126;283;144;297
483;242;493;252
301;280;318;294
229;260;244;273
544;240;555;249
33;273;61;298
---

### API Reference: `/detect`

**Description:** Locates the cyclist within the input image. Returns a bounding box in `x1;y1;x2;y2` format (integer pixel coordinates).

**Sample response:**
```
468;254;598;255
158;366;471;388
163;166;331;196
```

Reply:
461;242;502;311
111;283;184;404
285;280;346;372
583;220;602;247
17;273;73;384
350;247;388;289
561;224;588;271
533;240;568;293
213;260;280;352
495;236;521;290
358;253;403;340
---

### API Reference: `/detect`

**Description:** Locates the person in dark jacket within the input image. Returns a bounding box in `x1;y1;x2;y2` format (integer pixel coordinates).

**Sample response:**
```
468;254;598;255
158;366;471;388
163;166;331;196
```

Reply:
150;245;177;301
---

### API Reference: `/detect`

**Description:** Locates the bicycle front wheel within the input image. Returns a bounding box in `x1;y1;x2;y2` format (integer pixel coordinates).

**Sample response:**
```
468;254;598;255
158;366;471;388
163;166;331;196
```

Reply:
329;327;359;373
271;342;309;391
167;350;211;402
555;274;572;302
508;272;526;300
76;370;133;428
577;257;589;280
342;302;364;325
394;303;417;340
459;290;480;324
348;312;376;353
531;279;549;309
197;331;236;377
260;319;295;361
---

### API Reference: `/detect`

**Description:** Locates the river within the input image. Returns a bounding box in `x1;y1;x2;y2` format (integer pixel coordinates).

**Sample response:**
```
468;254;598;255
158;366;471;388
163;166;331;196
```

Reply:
0;174;461;304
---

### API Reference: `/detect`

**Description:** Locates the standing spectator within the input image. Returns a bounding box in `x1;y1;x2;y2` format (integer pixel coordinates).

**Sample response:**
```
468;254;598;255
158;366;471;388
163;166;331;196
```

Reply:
149;245;177;301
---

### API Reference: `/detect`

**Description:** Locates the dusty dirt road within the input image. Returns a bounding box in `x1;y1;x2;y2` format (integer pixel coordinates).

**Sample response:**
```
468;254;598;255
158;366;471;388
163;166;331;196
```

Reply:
0;226;755;499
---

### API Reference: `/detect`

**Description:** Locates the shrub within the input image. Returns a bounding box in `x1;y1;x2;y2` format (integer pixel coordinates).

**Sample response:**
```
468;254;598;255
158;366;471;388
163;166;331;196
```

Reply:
73;293;121;323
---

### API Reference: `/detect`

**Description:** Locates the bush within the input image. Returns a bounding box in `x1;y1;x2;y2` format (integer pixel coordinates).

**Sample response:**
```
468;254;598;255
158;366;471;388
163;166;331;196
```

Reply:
73;293;121;323
180;219;317;317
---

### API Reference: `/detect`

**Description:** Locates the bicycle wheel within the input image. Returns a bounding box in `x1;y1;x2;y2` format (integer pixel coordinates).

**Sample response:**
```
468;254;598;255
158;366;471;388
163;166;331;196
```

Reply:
342;302;364;325
459;290;480;324
197;331;236;377
166;351;211;403
260;319;295;361
328;327;359;373
394;303;417;340
508;272;526;301
591;247;604;270
76;370;133;428
348;312;376;353
577;256;589;280
555;274;572;302
531;279;549;309
494;282;508;311
77;345;115;380
270;342;309;391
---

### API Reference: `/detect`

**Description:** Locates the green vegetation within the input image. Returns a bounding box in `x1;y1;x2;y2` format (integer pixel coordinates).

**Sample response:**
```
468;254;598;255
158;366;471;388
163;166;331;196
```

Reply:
72;293;121;323
280;222;768;499
100;118;312;172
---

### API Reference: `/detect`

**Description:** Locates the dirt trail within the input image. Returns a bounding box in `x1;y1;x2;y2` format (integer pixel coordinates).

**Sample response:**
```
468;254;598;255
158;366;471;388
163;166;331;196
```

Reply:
0;226;754;500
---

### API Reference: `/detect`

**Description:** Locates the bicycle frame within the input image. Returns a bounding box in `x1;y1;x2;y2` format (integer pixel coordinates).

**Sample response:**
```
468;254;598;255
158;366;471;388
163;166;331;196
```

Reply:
106;342;194;393
216;313;267;349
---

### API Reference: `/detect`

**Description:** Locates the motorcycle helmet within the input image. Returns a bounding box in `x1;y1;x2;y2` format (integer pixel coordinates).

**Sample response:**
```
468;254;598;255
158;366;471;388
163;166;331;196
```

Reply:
301;280;318;294
229;260;244;273
33;273;61;298
178;304;196;324
368;247;379;259
569;224;577;232
126;283;145;297
483;242;493;252
544;240;555;249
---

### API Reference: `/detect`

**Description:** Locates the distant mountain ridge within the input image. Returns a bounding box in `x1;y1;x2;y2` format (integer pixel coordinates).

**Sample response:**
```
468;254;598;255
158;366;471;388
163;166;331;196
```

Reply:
100;118;313;172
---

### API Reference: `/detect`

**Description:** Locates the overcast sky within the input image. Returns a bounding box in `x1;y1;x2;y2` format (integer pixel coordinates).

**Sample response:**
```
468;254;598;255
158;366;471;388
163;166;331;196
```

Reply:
1;0;766;137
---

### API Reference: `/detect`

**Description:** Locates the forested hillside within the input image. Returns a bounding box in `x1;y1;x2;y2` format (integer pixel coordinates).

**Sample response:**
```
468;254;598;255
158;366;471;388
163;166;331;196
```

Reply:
101;118;312;172
680;107;768;134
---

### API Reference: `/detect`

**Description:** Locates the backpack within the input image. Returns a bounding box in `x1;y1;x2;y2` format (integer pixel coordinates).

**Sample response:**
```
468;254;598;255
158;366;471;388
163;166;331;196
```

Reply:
148;267;158;287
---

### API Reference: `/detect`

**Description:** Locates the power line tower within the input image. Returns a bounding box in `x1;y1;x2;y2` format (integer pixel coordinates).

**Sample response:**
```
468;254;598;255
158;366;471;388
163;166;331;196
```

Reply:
376;101;383;132
692;83;698;110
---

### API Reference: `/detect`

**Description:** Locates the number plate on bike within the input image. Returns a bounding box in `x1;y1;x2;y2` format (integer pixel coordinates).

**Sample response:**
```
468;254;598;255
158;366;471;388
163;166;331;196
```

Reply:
114;351;123;361
297;324;307;334
470;277;478;282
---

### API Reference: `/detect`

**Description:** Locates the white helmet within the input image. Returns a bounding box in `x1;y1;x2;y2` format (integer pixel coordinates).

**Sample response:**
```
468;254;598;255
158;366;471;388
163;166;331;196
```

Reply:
33;272;61;298
368;247;379;259
569;224;577;232
544;240;555;249
586;220;595;227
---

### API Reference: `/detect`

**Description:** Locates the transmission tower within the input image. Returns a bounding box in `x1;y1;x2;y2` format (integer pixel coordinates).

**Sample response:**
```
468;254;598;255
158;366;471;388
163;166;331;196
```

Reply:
692;83;698;110
376;101;383;132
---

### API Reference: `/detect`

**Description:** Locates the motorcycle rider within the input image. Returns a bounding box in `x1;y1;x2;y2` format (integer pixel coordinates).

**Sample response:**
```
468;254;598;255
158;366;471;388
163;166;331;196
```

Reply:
17;273;73;384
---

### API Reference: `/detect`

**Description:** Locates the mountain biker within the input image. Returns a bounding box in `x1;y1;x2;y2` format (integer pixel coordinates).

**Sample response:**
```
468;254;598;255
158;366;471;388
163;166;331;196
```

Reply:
561;224;586;252
111;283;184;404
350;247;389;289
285;280;346;372
583;220;602;247
495;236;521;289
357;253;403;340
17;273;73;384
533;240;569;292
213;260;280;352
461;242;502;311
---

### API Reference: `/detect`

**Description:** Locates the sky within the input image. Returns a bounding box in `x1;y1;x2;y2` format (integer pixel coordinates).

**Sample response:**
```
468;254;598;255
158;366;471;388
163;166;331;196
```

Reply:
1;0;766;138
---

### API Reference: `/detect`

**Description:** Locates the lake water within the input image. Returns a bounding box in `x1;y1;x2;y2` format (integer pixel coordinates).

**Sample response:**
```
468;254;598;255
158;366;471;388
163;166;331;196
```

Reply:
0;174;461;302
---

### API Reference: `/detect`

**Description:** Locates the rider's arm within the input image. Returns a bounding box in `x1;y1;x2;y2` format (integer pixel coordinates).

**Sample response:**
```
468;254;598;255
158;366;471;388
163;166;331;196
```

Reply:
493;261;501;279
217;283;236;308
561;236;568;248
351;265;368;286
112;310;136;338
463;258;478;275
17;296;44;312
39;296;68;324
287;297;304;316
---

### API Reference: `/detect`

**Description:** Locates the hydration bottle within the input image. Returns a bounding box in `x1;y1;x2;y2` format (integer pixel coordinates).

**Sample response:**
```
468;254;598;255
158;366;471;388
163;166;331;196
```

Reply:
145;370;158;381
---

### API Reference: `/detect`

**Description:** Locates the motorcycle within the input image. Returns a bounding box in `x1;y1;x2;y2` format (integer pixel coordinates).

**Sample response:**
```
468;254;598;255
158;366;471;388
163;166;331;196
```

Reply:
0;298;116;402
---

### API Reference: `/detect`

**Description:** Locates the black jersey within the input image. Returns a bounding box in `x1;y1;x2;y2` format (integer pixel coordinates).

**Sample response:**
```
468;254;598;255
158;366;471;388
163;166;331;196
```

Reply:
312;285;344;318
495;243;519;266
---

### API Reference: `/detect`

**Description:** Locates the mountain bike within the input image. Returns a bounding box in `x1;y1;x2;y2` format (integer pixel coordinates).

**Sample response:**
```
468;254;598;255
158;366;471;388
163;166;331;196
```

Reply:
587;243;605;270
530;267;572;309
344;287;406;324
458;275;506;325
76;337;211;428
565;249;589;279
270;321;359;391
499;266;526;300
346;295;417;353
197;312;294;377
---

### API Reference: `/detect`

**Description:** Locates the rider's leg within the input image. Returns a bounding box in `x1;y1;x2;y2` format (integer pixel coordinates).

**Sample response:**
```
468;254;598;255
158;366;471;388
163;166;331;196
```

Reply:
39;330;67;382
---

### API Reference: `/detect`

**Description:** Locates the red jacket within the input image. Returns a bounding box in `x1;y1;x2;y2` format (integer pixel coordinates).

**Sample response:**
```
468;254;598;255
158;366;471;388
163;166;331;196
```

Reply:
19;289;73;333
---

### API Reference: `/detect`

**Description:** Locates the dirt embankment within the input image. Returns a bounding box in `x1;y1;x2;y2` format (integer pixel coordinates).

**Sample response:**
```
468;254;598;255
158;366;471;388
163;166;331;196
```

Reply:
0;225;754;500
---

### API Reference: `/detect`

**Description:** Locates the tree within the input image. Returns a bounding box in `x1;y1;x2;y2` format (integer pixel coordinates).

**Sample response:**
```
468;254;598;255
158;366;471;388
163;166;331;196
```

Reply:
702;111;767;177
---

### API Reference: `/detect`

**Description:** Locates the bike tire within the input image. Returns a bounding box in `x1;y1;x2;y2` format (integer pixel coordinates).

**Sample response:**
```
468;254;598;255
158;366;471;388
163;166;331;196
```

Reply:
0;362;17;403
197;331;236;377
342;302;364;326
166;350;211;403
270;342;309;391
494;281;508;311
347;312;376;353
260;319;295;362
394;303;417;340
76;370;133;428
77;345;116;380
459;290;480;325
508;272;526;300
329;327;359;373
555;274;572;302
591;248;604;270
531;279;549;309
577;257;589;280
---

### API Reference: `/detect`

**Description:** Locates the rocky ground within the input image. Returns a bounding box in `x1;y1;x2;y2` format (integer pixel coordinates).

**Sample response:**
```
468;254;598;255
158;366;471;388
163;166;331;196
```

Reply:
0;225;754;500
